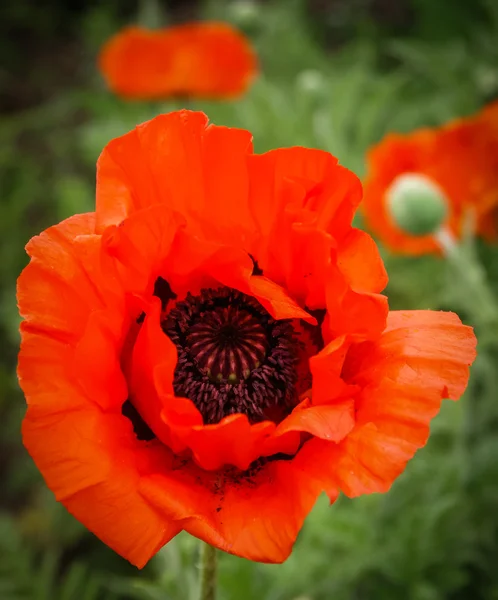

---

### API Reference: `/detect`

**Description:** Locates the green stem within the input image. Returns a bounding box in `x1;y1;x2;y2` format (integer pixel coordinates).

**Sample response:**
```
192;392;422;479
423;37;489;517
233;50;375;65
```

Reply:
199;543;217;600
137;0;164;28
435;227;497;488
435;228;498;332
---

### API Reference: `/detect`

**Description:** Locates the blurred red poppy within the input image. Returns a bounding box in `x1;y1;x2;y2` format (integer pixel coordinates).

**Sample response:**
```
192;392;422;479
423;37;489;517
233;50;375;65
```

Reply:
98;22;258;100
17;111;476;567
362;103;498;254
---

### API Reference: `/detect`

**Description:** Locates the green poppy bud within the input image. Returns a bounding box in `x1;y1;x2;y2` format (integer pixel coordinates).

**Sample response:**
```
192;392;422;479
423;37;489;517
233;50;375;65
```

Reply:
387;173;449;236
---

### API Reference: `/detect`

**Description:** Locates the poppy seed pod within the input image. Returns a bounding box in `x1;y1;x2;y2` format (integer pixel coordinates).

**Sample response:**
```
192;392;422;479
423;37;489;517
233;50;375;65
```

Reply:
387;173;449;236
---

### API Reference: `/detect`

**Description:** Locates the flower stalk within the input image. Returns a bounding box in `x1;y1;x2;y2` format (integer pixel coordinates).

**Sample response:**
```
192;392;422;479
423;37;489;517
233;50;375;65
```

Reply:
199;543;218;600
435;227;498;333
435;224;498;491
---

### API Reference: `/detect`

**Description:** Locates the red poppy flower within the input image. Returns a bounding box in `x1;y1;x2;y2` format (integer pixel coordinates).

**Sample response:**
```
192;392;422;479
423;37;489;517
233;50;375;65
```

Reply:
17;111;477;567
362;104;498;254
98;22;257;100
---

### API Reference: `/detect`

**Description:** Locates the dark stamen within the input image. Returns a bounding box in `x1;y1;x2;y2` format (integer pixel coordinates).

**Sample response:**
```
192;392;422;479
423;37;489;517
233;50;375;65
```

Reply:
163;287;300;424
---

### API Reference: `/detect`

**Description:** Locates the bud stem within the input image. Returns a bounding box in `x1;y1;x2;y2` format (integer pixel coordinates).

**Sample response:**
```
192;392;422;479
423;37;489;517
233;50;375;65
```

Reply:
435;226;496;495
435;226;498;334
199;543;218;600
137;0;164;28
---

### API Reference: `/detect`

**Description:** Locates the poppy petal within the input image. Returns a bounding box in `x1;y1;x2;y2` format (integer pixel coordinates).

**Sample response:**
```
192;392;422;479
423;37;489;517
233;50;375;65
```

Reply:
246;148;375;324
323;263;389;341
18;327;88;414
166;230;316;323
336;228;388;293
139;454;324;563
96;111;255;246
275;398;355;441
22;406;180;568
160;411;301;472
247;148;363;291
102;204;181;298
310;336;359;404
17;215;129;415
17;214;102;341
301;310;477;497
248;148;343;235
128;298;181;445
72;308;128;410
245;276;316;324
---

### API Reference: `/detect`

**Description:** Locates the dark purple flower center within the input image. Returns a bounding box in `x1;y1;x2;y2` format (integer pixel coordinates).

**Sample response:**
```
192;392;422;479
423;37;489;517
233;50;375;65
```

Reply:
163;287;300;424
186;305;268;382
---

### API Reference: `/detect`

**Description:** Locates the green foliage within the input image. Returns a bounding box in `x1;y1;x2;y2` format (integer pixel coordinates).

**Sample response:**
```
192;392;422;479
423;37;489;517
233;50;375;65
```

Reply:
0;515;117;600
1;0;498;599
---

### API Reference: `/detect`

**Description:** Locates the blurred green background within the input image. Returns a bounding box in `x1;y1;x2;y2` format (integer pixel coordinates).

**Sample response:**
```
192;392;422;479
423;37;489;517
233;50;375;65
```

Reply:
2;0;498;598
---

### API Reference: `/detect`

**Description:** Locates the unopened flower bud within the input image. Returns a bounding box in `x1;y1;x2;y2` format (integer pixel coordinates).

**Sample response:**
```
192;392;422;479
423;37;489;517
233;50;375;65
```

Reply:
387;173;449;236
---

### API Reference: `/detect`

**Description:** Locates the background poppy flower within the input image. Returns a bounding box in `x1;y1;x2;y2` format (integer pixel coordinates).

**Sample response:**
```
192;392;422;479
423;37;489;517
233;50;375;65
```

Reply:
17;110;477;567
361;104;498;254
98;22;258;100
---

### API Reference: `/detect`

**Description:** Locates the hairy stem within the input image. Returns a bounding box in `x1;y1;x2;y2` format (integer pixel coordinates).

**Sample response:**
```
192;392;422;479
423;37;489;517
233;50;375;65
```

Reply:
199;543;218;600
435;227;498;331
